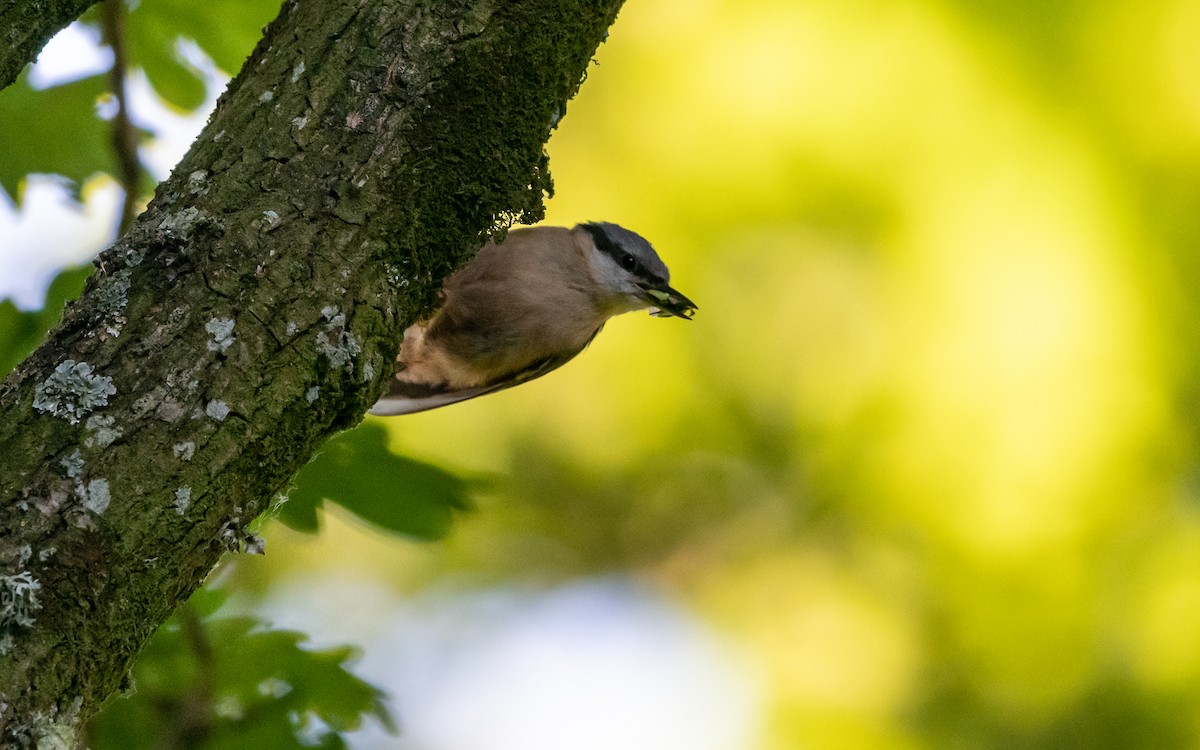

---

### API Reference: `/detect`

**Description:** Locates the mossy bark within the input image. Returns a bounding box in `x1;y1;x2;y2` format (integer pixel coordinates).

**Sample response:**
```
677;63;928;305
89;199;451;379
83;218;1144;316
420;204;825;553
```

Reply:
0;0;624;741
0;0;101;91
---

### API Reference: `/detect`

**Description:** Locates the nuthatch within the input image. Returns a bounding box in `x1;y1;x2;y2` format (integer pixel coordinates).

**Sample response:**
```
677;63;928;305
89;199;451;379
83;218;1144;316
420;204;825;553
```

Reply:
370;222;697;416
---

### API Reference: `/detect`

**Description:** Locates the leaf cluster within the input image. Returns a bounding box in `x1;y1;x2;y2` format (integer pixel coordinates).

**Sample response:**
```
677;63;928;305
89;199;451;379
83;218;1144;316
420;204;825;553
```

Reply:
88;588;394;750
0;0;278;202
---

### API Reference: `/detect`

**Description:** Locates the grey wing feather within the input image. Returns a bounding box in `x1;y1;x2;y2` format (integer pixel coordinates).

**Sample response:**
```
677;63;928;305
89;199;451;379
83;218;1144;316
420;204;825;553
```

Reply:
368;384;508;416
368;352;577;416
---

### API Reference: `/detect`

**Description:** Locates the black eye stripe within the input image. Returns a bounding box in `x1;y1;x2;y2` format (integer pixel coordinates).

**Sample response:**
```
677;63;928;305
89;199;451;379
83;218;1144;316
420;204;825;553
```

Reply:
581;223;663;283
580;222;620;261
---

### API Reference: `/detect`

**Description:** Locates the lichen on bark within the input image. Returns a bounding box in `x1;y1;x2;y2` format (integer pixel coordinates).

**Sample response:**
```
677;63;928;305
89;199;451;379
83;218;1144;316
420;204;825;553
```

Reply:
0;0;625;738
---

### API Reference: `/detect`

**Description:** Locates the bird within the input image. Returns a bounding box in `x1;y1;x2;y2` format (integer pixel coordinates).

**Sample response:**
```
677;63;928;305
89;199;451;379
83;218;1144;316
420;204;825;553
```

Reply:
370;222;697;416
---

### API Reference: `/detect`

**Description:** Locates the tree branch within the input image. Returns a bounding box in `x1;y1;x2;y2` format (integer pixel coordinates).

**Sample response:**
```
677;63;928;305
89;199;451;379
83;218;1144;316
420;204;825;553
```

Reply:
99;0;141;235
0;0;101;92
0;0;624;741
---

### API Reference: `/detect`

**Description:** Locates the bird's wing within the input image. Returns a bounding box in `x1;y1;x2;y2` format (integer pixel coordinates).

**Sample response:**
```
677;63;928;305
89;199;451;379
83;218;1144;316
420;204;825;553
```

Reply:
368;350;580;417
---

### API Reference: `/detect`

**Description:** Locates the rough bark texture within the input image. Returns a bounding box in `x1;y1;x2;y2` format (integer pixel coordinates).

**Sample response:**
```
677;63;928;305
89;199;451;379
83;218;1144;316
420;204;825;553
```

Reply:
0;0;101;90
0;0;624;742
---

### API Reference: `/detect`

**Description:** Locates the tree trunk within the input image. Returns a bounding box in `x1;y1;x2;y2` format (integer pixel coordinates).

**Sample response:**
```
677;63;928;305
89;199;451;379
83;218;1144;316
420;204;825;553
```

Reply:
0;0;624;742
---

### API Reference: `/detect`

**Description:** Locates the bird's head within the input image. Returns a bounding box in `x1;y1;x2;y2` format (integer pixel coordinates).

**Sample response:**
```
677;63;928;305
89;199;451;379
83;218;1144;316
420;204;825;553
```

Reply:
577;222;698;319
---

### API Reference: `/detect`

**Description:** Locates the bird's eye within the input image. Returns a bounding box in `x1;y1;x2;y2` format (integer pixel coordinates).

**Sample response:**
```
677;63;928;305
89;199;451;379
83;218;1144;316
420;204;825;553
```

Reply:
620;253;636;271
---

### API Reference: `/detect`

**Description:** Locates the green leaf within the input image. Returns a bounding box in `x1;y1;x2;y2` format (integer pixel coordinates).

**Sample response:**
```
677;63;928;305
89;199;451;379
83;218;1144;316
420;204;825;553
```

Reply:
0;265;93;379
280;422;472;540
0;74;116;201
122;0;280;110
185;584;232;619
88;593;393;750
131;22;207;111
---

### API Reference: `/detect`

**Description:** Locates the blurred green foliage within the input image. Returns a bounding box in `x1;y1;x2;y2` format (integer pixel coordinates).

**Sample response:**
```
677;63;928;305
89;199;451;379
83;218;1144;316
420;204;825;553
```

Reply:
0;264;92;376
87;586;393;750
279;423;472;540
111;0;279;110
0;0;278;204
0;75;116;200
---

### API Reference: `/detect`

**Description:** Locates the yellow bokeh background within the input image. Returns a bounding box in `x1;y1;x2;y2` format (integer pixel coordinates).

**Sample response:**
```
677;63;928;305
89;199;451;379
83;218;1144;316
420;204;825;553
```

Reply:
246;0;1200;746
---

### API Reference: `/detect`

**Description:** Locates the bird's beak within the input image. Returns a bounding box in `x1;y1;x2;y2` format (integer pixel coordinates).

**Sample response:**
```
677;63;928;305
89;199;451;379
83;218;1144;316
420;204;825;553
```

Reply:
638;282;698;320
